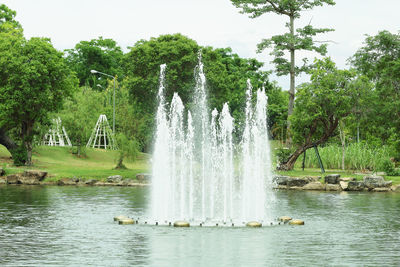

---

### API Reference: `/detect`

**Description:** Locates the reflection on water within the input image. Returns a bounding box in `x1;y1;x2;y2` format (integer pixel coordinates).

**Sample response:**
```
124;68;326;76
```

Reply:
0;186;399;266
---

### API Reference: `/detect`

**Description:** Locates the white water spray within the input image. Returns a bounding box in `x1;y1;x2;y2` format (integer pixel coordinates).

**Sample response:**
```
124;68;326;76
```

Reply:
150;58;274;225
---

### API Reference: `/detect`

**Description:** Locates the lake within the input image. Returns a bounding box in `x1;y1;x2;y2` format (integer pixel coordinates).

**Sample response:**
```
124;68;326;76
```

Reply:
0;185;399;266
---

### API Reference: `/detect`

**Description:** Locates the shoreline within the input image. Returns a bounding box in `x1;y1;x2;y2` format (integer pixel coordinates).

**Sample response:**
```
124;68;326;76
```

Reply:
1;170;399;193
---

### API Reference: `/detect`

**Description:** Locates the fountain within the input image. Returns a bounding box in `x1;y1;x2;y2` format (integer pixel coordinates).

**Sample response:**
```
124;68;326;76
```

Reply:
150;54;274;226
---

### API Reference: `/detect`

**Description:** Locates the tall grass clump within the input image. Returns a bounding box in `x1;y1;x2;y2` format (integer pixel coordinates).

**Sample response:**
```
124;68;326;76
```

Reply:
295;142;391;171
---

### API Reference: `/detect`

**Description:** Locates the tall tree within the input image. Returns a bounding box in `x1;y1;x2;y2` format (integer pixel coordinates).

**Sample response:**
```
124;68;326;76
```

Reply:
278;58;355;170
0;31;77;165
230;0;335;142
65;37;123;89
122;34;284;150
350;30;400;158
0;4;22;155
0;4;22;32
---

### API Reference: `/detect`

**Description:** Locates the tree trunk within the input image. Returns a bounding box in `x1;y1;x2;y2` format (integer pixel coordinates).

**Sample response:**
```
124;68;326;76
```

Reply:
279;146;307;171
77;138;81;157
22;122;33;166
287;14;295;144
278;118;339;171
25;140;32;166
0;127;17;152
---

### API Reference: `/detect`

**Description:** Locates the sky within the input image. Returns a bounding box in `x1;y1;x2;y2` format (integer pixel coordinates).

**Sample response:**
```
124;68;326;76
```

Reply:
3;0;400;90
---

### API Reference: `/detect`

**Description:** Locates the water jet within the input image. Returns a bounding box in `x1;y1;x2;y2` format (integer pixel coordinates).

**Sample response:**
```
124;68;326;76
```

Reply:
150;54;274;225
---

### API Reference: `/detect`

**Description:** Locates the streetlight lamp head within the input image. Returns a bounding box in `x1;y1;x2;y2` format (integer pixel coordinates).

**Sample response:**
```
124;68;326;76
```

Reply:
90;70;98;74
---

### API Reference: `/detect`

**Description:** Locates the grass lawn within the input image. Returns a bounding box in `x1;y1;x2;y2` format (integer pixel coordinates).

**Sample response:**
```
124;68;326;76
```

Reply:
1;144;399;185
0;145;150;181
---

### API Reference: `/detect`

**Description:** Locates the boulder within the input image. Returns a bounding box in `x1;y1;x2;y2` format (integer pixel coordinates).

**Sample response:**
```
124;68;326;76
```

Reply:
273;175;291;185
0;177;6;184
363;175;391;189
324;174;341;184
347;181;365;191
288;186;304;190
339;177;356;182
136;173;151;182
305;176;322;182
79;179;97;185
339;181;349;190
275;185;288;190
302;181;325;190
57;178;78;186
0;167;5;176
23;170;47;181
6;174;20;184
107;175;123;183
326;184;341;191
372;187;390;192
287;178;309;187
18;176;40;185
391;185;400;192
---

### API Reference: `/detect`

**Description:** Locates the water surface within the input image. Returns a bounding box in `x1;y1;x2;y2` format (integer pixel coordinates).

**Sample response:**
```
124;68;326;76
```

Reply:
0;185;399;266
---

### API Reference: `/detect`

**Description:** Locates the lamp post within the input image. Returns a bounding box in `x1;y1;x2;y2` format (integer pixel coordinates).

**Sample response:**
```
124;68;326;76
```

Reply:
91;69;116;134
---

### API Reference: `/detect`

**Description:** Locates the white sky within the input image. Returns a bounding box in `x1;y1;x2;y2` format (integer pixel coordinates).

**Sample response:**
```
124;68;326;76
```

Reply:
3;0;400;89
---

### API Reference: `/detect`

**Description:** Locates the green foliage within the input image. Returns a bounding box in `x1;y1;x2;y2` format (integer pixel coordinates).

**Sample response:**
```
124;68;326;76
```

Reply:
59;87;111;154
290;58;355;145
378;159;400;176
65;37;123;88
349;31;400;158
231;0;336;141
297;142;391;171
115;133;139;169
123;33;199;113
275;146;295;166
0;29;78;165
122;33;284;149
256;23;334;76
10;144;27;166
230;0;335;19
0;4;22;32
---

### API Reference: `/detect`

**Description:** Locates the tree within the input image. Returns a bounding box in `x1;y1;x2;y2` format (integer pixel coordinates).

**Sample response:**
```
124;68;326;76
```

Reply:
65;37;123;89
114;133;139;169
278;58;355;170
0;31;78;165
0;4;22;157
122;34;284;149
0;4;22;32
350;30;400;158
59;87;108;157
123;33;199;113
230;0;335;142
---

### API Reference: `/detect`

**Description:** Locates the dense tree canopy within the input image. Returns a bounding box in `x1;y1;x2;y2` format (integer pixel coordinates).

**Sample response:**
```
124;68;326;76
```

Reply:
0;4;22;32
0;30;77;164
65;37;123;89
349;31;400;157
279;57;356;170
122;33;285;150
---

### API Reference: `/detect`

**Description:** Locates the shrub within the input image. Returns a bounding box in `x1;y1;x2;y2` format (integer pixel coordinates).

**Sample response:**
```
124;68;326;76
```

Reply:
11;144;27;166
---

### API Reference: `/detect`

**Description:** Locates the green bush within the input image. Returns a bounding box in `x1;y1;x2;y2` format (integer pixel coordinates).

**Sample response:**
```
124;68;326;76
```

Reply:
275;147;295;166
11;144;27;166
378;159;400;176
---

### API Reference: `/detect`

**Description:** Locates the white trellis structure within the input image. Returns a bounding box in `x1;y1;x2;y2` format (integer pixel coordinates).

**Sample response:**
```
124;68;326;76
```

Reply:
43;117;72;147
86;114;117;150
